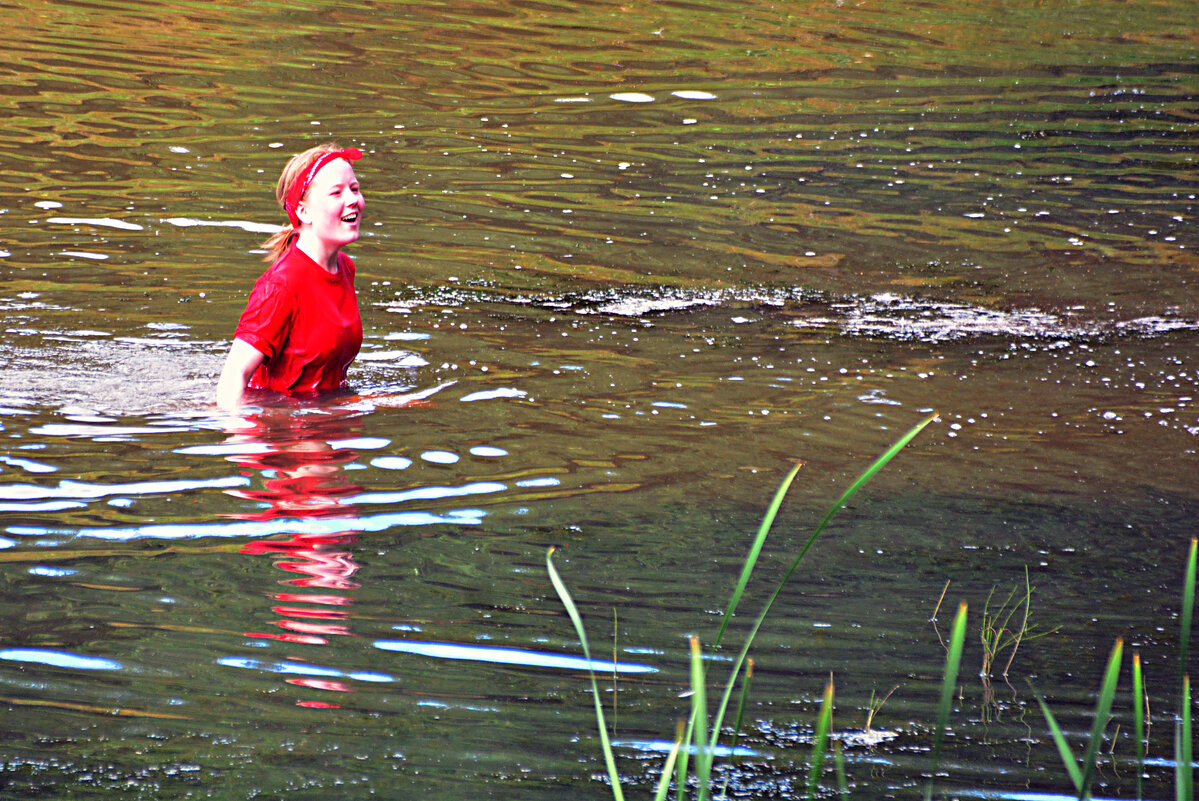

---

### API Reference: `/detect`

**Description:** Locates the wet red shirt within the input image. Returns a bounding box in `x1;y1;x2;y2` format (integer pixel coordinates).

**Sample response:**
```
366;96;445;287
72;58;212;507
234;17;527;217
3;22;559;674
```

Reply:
234;246;362;393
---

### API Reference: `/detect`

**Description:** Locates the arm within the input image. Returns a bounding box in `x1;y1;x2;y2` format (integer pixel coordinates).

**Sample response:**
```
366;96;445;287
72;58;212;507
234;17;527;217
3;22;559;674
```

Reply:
215;338;266;410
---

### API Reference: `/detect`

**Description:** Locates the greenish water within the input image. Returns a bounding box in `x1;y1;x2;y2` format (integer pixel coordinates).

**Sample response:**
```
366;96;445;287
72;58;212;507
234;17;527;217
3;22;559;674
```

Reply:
0;0;1196;798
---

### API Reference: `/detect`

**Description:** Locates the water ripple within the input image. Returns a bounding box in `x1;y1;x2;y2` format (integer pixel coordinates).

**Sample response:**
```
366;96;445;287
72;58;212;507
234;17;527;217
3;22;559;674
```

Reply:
374;640;656;674
6;508;488;542
0;476;248;502
0;648;122;672
218;656;394;685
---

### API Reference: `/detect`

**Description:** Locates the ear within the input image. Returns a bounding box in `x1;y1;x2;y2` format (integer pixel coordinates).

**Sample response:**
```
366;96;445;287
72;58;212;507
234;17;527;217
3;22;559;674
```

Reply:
295;200;312;227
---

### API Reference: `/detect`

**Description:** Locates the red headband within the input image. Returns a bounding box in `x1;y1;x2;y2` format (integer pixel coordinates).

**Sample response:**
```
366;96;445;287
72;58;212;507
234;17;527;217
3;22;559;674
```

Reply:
283;148;364;228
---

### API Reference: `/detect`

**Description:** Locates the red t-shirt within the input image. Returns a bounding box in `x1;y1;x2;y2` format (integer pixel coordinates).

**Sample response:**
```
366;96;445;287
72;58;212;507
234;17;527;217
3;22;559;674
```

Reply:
234;246;362;393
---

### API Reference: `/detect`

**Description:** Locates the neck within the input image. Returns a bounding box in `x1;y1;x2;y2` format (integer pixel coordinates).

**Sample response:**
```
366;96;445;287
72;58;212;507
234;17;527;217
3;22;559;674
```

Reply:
295;231;340;273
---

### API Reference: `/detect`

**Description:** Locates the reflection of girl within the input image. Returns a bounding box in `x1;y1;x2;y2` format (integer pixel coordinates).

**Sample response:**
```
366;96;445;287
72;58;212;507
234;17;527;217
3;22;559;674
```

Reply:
216;143;366;410
227;410;362;684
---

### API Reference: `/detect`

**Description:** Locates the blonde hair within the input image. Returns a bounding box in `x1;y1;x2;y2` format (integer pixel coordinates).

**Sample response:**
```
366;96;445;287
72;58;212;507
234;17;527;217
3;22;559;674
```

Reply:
259;142;346;263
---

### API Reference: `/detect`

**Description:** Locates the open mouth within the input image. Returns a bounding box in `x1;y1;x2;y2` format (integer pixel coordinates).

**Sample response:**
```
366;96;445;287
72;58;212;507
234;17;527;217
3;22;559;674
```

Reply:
341;212;359;223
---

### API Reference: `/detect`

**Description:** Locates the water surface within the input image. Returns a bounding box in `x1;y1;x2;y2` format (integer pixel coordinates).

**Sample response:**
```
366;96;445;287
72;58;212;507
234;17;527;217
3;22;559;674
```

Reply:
1;0;1196;798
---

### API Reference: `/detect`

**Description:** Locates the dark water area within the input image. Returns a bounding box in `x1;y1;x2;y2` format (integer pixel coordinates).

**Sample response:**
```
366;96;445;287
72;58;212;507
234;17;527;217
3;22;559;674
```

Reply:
0;1;1196;798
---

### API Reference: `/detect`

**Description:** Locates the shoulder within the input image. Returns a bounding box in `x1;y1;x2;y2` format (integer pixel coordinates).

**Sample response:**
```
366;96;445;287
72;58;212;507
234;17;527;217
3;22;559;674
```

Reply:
246;258;300;309
254;249;307;290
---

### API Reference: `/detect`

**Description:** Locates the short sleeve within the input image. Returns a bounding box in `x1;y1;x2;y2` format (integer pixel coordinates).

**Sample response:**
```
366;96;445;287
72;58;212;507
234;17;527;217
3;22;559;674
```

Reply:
233;275;294;361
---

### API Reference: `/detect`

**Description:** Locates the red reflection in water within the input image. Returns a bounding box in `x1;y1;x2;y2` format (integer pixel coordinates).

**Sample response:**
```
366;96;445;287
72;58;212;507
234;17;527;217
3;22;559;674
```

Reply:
287;677;352;693
224;409;367;703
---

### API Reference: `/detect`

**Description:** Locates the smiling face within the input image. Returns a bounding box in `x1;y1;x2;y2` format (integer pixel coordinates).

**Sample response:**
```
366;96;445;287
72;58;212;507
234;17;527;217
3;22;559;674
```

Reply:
295;158;364;252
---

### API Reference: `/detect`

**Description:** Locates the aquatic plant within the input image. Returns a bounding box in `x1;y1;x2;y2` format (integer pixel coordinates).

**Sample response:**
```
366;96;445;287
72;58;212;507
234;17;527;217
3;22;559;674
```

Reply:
1033;638;1124;801
863;684;898;735
934;566;1058;728
1180;537;1196;694
930;567;1062;724
1132;651;1146;801
716;658;753;801
978;567;1058;681
546;545;628;801
1176;675;1192;801
925;602;968;801
1174;537;1195;801
807;675;835;798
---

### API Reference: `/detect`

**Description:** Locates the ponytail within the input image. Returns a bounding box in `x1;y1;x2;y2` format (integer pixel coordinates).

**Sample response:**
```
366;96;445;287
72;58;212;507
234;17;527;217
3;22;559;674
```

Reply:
260;226;298;263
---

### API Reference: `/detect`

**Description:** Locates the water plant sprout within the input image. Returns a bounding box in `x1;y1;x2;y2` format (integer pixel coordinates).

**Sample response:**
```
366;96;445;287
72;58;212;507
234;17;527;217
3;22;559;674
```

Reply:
978;567;1059;680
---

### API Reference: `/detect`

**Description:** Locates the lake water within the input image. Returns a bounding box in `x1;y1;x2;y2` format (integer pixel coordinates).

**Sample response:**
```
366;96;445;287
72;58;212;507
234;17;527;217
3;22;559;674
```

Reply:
1;0;1195;798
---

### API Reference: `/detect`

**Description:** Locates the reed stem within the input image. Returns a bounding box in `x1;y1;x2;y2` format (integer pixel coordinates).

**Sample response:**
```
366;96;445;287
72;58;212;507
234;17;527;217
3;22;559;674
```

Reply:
1175;675;1192;801
1133;651;1144;801
925;602;968;801
807;675;835;799
545;547;626;801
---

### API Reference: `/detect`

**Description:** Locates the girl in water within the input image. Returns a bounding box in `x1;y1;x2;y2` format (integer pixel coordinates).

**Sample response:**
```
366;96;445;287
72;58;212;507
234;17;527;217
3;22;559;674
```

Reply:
216;143;365;410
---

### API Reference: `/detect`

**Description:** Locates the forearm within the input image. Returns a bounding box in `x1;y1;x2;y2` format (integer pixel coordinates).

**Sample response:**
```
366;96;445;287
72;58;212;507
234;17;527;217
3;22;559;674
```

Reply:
215;338;265;410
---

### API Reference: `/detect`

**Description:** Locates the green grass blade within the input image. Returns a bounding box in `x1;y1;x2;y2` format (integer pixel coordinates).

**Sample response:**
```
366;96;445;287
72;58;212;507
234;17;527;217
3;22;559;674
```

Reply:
613;609;619;738
1181;538;1196;692
546;548;626;801
690;637;712;801
1177;675;1192;801
654;721;686;801
719;659;755;801
925;602;968;801
729;658;754;755
714;461;803;650
675;711;694;801
1133;652;1144;801
1174;540;1194;801
1077;639;1123;801
807;675;835;799
1033;687;1084;792
834;740;848;798
808;412;938;545
709;414;938;753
